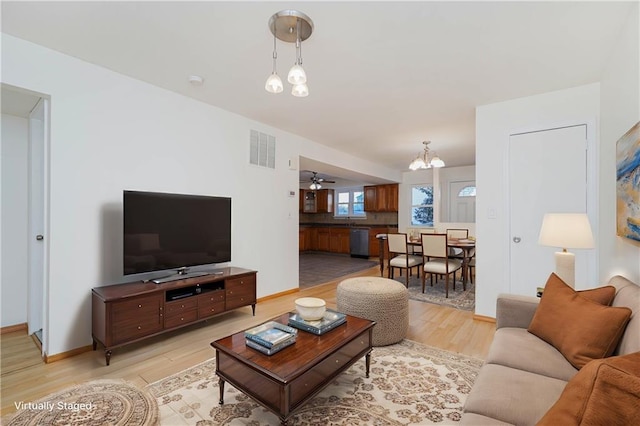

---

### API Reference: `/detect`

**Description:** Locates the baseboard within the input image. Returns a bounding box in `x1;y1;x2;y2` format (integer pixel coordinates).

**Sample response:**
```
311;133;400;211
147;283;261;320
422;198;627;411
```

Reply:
257;287;300;302
0;322;27;334
44;344;93;364
473;314;496;323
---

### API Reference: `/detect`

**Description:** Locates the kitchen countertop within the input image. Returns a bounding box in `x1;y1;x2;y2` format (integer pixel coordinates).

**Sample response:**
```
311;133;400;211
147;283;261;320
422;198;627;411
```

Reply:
299;223;398;229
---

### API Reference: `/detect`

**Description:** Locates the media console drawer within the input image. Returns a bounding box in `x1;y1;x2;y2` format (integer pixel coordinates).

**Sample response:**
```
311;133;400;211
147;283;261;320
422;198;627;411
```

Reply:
92;267;257;365
226;275;257;310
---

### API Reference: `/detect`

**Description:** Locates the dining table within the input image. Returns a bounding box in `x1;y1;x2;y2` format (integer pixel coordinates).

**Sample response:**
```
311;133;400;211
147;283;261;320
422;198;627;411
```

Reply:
376;234;476;286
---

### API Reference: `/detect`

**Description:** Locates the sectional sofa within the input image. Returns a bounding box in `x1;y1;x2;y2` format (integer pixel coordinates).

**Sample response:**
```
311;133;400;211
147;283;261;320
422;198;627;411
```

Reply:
461;274;640;425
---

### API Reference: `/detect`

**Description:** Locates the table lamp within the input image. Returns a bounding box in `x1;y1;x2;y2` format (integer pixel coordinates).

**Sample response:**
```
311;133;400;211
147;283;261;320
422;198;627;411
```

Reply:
538;213;594;288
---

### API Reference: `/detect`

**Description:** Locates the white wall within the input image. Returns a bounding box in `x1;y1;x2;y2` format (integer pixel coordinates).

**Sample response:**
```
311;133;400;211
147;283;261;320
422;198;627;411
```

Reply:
1;34;399;356
599;3;640;282
475;83;601;318
1;113;29;327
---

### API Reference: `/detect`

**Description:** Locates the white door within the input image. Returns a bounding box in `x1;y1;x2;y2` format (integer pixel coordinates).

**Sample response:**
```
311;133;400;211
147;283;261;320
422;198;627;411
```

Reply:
448;180;476;223
28;97;47;351
509;125;590;296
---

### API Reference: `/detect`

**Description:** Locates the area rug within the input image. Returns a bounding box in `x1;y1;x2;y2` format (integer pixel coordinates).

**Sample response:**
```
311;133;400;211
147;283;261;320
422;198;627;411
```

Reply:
392;275;476;311
3;379;158;426
147;339;483;425
299;252;378;288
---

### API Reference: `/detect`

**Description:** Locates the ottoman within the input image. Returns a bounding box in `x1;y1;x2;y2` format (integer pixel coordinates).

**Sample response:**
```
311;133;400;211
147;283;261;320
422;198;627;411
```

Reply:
337;277;409;346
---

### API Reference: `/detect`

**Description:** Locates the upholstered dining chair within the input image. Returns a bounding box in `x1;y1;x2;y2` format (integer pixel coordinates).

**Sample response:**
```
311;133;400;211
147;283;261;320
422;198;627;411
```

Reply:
446;228;469;239
421;233;463;298
467;247;476;284
446;228;469;259
387;233;423;287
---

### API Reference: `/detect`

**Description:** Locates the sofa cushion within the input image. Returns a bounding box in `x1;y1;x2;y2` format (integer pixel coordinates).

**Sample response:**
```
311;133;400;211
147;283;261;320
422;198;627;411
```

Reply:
609;275;640;355
459;412;514;425
528;273;632;369
536;352;640;426
463;364;567;426
487;327;578;381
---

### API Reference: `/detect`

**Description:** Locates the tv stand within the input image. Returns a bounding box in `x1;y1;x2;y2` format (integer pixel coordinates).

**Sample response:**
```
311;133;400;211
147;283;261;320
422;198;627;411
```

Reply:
92;266;256;365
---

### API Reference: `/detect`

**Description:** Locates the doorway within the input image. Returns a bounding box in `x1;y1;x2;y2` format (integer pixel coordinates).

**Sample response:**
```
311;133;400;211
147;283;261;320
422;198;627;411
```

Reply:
0;85;49;357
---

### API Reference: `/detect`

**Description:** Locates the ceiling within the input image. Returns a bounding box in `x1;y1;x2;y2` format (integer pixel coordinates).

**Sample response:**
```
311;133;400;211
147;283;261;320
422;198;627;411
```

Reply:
1;1;633;183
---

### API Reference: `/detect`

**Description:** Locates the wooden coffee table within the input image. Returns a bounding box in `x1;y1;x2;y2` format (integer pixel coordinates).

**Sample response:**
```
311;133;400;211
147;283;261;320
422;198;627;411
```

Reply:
211;312;375;425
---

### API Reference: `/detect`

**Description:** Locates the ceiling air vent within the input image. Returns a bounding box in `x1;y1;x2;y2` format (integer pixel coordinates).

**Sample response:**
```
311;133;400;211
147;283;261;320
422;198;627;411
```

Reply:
250;130;276;169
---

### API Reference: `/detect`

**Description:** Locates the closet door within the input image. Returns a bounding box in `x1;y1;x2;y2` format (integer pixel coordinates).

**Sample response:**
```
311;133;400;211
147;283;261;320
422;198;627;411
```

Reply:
508;125;590;296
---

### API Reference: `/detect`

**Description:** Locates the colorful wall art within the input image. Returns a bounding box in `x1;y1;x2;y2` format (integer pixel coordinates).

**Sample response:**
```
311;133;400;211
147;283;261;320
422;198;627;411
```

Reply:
616;121;640;242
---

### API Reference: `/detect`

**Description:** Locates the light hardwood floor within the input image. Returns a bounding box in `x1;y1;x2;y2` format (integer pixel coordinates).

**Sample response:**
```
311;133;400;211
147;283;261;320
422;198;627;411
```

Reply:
0;265;495;416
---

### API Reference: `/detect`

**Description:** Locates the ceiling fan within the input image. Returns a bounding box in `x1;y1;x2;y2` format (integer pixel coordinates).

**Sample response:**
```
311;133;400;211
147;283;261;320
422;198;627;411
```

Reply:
302;171;335;190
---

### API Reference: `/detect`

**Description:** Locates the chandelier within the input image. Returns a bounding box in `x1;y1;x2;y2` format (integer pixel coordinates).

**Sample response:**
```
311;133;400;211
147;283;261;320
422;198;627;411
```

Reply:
265;10;314;97
409;141;445;170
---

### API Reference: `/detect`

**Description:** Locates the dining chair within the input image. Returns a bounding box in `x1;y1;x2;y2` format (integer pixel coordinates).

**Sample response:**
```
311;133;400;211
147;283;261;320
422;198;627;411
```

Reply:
420;233;463;298
386;233;423;287
468;249;476;284
446;228;469;259
446;228;469;239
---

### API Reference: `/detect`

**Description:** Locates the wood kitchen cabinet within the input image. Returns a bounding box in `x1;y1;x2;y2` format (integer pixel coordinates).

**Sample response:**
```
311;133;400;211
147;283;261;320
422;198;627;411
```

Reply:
368;227;397;257
329;228;350;254
317;228;331;251
363;184;399;212
300;189;334;213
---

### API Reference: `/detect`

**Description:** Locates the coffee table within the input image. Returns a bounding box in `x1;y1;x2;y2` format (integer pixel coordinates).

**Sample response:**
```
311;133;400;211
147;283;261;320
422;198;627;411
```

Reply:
211;312;375;425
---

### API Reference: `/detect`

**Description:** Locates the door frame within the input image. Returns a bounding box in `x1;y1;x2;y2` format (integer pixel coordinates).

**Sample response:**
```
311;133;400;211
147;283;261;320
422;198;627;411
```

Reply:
502;118;598;290
27;96;51;356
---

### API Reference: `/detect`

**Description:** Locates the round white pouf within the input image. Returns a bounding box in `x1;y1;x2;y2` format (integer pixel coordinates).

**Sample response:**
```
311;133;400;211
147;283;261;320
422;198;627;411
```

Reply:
337;277;409;346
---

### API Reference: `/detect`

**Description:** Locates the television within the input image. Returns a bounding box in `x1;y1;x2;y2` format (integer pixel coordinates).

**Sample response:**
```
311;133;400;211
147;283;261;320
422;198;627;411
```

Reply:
123;190;231;279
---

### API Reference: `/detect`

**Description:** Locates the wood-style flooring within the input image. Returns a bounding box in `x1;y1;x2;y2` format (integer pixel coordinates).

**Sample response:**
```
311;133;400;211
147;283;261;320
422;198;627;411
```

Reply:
0;265;495;416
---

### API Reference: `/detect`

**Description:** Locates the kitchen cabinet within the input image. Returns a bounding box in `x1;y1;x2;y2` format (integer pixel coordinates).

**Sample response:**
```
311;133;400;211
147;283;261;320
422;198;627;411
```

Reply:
300;189;334;213
299;228;318;252
299;229;307;251
368;227;397;257
317;228;331;251
301;227;349;254
363;184;398;212
329;228;350;254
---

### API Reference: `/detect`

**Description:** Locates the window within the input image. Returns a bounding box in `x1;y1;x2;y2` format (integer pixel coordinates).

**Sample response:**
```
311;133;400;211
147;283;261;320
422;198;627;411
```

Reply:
458;185;476;197
335;187;365;217
411;185;433;226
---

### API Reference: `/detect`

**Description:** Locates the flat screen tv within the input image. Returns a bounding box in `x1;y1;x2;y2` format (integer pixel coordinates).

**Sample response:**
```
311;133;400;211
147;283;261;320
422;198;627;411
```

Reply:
123;190;231;277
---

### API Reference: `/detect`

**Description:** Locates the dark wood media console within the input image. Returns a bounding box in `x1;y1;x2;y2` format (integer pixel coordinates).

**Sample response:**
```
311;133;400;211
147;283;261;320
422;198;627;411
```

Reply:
92;266;256;365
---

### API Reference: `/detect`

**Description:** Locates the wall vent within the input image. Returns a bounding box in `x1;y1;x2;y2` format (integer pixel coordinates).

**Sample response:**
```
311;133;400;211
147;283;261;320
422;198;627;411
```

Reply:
249;130;275;169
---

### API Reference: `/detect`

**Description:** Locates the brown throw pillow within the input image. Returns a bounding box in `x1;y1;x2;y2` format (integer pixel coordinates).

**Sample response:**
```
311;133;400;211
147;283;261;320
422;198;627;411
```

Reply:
528;273;632;369
536;352;640;426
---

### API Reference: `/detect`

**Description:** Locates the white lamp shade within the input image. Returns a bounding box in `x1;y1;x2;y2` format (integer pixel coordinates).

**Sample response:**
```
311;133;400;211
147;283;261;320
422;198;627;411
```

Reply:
291;83;309;97
430;156;445;168
287;64;307;84
309;182;321;190
538;213;595;249
265;73;283;93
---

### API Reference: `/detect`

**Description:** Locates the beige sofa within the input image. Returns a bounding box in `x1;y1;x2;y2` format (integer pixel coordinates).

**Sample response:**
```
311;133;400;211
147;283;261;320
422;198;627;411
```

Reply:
461;275;640;425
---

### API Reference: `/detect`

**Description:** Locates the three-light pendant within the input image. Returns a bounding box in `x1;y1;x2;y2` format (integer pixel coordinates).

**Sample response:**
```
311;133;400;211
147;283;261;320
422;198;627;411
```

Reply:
265;10;313;98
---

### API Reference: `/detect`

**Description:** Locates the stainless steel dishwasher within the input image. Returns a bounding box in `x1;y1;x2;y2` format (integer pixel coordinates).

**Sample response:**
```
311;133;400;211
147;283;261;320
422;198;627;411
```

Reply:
350;228;370;258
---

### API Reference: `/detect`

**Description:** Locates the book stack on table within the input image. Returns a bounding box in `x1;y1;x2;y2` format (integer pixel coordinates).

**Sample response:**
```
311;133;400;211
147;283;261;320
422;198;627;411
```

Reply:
288;309;347;335
244;321;298;355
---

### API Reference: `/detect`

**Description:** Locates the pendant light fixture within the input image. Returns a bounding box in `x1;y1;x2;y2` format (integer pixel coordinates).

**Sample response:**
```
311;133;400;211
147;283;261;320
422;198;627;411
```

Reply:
264;29;283;93
409;141;446;170
265;10;313;97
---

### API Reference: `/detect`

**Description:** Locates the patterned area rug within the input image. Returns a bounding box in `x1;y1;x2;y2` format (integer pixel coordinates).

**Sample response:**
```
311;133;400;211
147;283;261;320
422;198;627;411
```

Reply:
3;379;158;426
299;252;378;288
391;275;476;311
147;340;483;425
